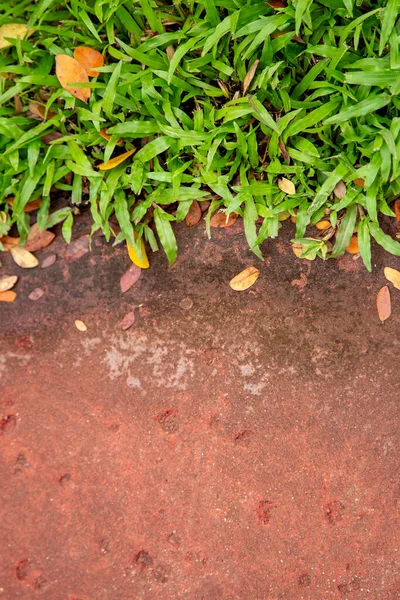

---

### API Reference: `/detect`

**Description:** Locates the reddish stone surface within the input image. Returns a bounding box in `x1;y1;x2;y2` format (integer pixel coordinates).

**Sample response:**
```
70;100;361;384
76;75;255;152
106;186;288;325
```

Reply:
0;218;399;599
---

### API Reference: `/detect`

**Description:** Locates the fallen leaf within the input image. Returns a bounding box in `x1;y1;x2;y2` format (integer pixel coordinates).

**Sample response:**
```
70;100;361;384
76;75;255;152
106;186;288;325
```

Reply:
99;128;123;145
199;200;210;213
394;199;400;223
210;212;238;228
185;200;202;227
315;220;331;231
14;95;22;115
354;177;365;189
0;24;31;50
120;311;135;330
98;148;136;170
8;196;42;212
55;54;90;103
0;290;16;303
384;267;400;290
41;254;57;268
120;264;142;293
0;275;18;292
243;59;259;95
127;239;149;269
333;180;347;199
346;235;359;254
25;224;55;252
377;286;391;322
10;247;39;268
166;45;175;61
75;319;87;332
229;266;260;291
278;177;296;195
217;80;230;98
28;288;44;301
292;243;303;258
278;210;291;221
0;235;20;251
42;131;63;144
268;0;285;7
28;102;56;120
64;235;90;264
74;46;104;77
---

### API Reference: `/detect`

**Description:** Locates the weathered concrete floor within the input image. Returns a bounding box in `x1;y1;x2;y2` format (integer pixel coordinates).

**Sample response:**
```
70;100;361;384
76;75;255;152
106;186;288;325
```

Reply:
1;218;399;599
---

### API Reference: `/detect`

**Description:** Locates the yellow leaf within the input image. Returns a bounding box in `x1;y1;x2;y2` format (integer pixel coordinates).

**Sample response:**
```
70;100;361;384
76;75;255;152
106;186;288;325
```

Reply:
75;320;87;332
229;266;260;291
98;148;136;171
384;267;400;290
278;177;296;195
10;247;38;268
0;275;18;292
315;220;331;230
127;239;149;269
55;54;90;103
0;24;31;50
278;210;291;221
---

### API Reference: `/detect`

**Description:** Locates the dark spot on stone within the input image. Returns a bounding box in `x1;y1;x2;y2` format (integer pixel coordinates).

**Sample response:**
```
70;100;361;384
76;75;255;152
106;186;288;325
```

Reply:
233;429;252;444
324;500;345;524
338;583;350;594
257;500;277;524
100;538;111;555
16;559;30;581
298;573;311;586
33;575;46;590
167;530;181;548
134;550;153;567
14;452;30;475
16;335;33;351
59;473;73;488
109;423;120;432
0;414;16;435
152;564;168;583
156;409;179;434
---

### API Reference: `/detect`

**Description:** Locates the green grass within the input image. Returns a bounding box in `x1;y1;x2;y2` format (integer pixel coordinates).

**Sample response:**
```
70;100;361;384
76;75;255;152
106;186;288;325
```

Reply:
1;0;400;269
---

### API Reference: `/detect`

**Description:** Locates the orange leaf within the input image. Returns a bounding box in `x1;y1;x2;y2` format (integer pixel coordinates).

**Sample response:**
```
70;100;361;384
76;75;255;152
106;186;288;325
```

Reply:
0;235;20;251
394;199;400;223
346;235;359;254
185;200;202;227
315;220;330;231
74;46;104;77
98;148;136;170
377;286;391;322
99;128;123;145
55;54;90;103
8;196;42;212
210;212;238;228
353;177;365;189
25;223;55;252
0;290;16;303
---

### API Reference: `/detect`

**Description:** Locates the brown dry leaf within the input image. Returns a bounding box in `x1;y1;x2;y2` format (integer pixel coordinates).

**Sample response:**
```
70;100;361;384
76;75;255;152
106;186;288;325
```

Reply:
210;211;238;228
98;148;136;171
28;102;56;121
0;275;18;292
217;80;230;98
10;247;38;268
25;224;55;252
315;219;331;231
28;287;44;301
394;199;400;223
229;266;260;291
8;196;42;212
354;177;365;188
99;128;123;145
384;267;400;290
74;46;104;77
0;235;20;251
346;235;359;255
65;235;90;264
0;290;17;303
120;264;142;293
291;243;303;258
278;177;296;195
75;319;87;332
42;131;63;144
268;0;285;7
185;200;202;227
243;59;259;95
14;95;22;115
55;54;90;103
120;311;136;330
166;45;175;61
377;286;391;322
41;254;57;269
0;24;31;50
333;180;347;199
199;200;210;213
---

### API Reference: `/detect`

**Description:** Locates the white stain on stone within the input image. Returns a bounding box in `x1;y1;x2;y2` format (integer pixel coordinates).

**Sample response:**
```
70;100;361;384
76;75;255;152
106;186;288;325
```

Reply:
243;382;266;396
0;352;31;377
